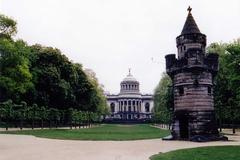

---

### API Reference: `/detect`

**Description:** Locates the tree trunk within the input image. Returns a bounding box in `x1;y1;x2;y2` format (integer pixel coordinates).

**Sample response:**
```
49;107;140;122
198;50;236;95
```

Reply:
232;120;235;134
219;118;222;132
20;119;23;130
32;119;34;130
55;120;58;128
6;118;9;131
49;120;52;129
41;119;44;129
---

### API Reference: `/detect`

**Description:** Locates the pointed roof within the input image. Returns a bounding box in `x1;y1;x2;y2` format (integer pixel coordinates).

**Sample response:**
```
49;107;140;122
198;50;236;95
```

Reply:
181;6;201;35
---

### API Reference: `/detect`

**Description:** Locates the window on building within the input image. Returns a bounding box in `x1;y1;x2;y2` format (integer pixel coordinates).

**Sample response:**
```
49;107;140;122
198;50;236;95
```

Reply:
193;79;199;87
179;86;184;96
110;103;115;113
145;102;150;112
208;86;211;95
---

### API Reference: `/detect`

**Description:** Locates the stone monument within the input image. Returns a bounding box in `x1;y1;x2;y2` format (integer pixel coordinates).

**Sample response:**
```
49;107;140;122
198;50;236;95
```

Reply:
164;7;227;142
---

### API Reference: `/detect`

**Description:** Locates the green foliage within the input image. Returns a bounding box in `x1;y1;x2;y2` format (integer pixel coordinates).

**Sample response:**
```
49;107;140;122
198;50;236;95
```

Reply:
0;39;33;102
150;146;240;160
0;14;17;38
0;100;14;130
0;13;107;120
153;73;172;124
208;40;240;127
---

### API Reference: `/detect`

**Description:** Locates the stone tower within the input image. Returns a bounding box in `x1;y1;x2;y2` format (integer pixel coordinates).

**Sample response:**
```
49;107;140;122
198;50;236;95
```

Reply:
165;7;226;141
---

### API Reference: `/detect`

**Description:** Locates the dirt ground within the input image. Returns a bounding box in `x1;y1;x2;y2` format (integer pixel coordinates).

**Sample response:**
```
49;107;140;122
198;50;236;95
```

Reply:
0;131;239;160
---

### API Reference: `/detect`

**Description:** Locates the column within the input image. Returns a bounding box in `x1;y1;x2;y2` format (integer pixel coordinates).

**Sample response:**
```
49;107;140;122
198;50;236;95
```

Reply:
138;100;140;112
124;100;126;112
133;100;135;112
136;100;138;112
120;100;122;112
140;101;142;112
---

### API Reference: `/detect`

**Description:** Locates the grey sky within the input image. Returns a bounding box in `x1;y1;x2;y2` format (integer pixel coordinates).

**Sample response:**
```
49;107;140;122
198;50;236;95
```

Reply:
1;0;240;94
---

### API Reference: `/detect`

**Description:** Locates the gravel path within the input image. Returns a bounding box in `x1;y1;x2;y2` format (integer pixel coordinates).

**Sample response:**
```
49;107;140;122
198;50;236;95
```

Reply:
0;133;239;160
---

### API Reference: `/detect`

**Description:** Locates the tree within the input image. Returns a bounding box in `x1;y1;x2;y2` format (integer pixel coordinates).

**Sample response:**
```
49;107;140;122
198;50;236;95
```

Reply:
0;14;17;38
39;106;48;129
19;101;27;129
208;40;240;133
153;73;172;124
0;100;14;130
0;13;108;129
84;68;109;115
0;39;33;102
48;108;60;128
12;101;26;130
67;108;74;129
72;109;78;129
0;103;4;126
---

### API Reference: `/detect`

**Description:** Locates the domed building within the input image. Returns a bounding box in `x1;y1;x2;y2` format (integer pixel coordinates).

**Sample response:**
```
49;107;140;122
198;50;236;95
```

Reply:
106;70;153;122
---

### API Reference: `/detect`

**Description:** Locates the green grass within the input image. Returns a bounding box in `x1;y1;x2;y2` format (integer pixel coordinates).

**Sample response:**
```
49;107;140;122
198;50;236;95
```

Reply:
150;146;240;160
0;124;170;140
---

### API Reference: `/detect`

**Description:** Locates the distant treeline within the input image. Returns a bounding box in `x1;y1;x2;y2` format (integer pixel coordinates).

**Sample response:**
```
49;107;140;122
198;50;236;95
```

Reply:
0;14;109;128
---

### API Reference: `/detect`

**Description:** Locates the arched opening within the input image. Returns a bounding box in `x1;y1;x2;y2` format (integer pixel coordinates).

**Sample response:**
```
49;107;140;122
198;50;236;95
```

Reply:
145;102;150;112
128;106;131;112
110;103;115;113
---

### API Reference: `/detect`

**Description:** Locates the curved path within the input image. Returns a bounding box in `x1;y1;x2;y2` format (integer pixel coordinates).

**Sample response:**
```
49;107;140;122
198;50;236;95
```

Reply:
0;134;239;160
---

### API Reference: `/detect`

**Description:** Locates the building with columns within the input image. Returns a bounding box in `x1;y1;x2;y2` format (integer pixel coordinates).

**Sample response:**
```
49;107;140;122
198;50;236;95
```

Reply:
106;70;153;122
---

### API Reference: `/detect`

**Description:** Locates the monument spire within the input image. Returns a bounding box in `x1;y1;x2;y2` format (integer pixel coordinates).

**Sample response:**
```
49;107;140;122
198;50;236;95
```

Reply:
181;6;201;35
128;68;131;76
187;6;192;13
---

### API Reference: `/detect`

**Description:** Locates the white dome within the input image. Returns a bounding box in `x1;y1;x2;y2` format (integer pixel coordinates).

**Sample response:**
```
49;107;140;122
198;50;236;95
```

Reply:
122;69;138;82
123;74;137;82
120;69;140;94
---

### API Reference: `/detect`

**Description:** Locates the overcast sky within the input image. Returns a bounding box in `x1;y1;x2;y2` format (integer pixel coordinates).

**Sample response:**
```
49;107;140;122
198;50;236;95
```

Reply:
1;0;240;94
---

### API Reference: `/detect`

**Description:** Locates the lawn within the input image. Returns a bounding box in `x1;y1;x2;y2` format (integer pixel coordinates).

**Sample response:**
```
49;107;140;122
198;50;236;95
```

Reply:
0;124;170;140
150;146;240;160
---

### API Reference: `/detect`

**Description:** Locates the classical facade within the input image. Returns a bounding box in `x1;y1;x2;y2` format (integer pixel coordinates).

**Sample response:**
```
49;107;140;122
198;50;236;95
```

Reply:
106;70;153;122
165;7;226;141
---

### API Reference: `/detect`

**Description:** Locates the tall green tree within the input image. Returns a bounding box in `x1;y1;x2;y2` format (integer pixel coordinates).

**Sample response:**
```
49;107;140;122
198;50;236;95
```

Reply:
0;100;14;130
0;39;33;102
39;106;48;129
153;73;172;124
208;40;240;133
